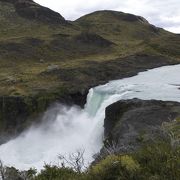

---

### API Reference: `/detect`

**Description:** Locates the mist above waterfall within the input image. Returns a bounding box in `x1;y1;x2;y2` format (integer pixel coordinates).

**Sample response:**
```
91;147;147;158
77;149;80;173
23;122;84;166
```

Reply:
0;104;102;170
0;64;180;171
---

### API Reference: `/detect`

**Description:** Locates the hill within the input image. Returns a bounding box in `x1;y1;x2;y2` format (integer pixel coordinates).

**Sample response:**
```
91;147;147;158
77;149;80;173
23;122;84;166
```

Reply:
0;0;180;139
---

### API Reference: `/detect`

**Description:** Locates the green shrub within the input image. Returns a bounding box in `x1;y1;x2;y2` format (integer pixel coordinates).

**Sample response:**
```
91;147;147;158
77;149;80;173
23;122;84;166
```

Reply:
134;141;180;180
34;165;82;180
88;155;140;180
88;140;180;180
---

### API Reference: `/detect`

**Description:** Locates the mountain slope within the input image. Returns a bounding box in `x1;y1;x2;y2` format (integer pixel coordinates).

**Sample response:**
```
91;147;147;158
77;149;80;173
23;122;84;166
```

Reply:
0;0;179;139
75;10;160;41
0;0;69;40
0;0;66;23
75;10;180;58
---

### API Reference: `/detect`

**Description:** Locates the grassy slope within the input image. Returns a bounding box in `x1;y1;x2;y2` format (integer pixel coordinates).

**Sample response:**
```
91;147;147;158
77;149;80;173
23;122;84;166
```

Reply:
0;1;116;97
0;2;179;98
75;10;180;58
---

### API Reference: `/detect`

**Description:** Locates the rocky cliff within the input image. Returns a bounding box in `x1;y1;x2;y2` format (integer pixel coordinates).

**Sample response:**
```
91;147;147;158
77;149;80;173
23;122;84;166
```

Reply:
104;99;180;153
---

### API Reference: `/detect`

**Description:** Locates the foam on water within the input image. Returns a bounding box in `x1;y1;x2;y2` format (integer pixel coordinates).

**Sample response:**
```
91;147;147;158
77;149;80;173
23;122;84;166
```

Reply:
0;64;180;170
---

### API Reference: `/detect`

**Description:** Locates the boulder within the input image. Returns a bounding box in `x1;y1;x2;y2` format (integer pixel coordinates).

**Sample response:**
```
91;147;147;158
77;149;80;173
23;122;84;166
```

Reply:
104;98;180;153
46;65;59;72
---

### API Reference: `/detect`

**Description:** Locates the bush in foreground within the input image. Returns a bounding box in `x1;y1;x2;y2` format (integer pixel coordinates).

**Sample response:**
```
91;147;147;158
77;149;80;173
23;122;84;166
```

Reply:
34;165;81;180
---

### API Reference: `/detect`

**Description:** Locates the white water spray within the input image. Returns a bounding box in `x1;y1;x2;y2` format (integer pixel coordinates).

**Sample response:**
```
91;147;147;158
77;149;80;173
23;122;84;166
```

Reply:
0;64;180;170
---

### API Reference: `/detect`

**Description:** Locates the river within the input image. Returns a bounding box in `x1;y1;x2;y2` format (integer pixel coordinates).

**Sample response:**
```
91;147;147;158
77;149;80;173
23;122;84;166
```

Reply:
0;64;180;170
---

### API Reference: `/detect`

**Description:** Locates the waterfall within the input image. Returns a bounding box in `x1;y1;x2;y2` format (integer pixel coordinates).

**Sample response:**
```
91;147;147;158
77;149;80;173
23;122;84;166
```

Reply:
0;64;180;170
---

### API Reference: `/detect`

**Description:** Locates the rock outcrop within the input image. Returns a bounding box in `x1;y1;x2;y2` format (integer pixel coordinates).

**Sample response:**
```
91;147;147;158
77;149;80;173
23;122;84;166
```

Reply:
104;99;180;153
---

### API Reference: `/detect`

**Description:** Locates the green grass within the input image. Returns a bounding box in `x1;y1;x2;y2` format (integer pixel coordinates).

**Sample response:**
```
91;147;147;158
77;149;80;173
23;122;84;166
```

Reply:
163;117;180;140
0;3;179;98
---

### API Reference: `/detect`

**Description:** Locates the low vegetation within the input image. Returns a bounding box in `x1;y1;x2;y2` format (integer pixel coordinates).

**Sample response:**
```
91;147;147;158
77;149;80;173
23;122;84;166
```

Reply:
0;138;179;180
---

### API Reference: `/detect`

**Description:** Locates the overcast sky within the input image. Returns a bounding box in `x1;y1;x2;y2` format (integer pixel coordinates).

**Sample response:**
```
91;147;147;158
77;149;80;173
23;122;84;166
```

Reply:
34;0;180;33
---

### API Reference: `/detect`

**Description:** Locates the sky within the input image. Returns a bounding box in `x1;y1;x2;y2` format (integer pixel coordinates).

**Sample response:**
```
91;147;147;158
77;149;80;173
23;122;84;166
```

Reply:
34;0;180;33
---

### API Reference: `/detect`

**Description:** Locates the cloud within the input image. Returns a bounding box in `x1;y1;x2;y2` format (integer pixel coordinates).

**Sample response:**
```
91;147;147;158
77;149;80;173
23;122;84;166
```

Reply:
34;0;180;33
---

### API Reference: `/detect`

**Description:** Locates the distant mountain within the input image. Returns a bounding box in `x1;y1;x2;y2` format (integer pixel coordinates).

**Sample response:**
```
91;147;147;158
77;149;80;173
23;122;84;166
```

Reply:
0;0;179;139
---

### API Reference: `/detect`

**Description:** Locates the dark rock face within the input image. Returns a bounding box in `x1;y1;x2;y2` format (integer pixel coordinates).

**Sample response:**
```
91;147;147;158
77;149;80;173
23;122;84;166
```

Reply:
0;91;88;144
0;95;58;144
0;96;31;143
0;0;66;24
104;99;180;153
